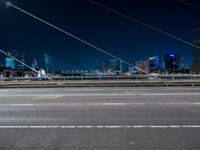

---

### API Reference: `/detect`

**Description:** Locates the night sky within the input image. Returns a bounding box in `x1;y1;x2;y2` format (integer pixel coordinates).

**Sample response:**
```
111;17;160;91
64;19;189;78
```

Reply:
0;0;200;70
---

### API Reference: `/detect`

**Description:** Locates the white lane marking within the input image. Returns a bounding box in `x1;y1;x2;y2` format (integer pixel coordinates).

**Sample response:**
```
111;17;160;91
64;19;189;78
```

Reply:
0;94;126;97
63;89;103;91
0;90;11;92
34;96;45;100
0;89;55;93
11;104;34;106
141;93;200;96
34;95;63;100
1;93;200;98
114;89;152;91
17;89;55;92
101;103;125;106
0;125;199;129
14;89;103;92
0;102;198;107
52;95;63;99
124;91;131;95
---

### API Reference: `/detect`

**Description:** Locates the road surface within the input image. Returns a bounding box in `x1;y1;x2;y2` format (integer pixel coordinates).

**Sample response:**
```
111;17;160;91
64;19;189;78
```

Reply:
0;87;200;150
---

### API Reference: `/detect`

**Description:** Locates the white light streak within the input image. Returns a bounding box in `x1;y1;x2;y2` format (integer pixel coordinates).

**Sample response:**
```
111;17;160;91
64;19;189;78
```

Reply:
87;0;200;50
2;1;149;75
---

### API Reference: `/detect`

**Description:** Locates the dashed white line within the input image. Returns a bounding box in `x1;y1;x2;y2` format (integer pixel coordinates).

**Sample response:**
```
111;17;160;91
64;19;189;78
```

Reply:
101;103;125;106
113;89;152;91
141;93;200;96
11;104;34;106
194;103;200;105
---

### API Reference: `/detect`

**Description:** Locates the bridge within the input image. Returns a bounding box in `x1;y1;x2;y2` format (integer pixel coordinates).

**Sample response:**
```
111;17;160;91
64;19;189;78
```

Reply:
0;1;200;150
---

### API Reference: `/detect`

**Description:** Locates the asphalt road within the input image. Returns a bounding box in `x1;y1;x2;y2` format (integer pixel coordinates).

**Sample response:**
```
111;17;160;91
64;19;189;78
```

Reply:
0;87;200;150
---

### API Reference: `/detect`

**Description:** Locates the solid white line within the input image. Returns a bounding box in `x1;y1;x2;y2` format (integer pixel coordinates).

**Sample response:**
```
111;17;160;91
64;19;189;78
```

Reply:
0;102;199;107
0;125;199;129
1;93;200;97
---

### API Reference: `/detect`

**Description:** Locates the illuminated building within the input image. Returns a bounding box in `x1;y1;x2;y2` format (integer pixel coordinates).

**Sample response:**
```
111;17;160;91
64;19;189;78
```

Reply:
109;59;119;72
148;55;161;73
191;40;200;73
32;59;39;70
135;59;149;73
11;50;25;70
164;52;180;73
5;52;14;69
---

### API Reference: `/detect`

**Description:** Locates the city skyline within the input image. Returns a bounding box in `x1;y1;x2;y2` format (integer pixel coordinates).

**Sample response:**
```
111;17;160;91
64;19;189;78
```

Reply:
0;0;200;70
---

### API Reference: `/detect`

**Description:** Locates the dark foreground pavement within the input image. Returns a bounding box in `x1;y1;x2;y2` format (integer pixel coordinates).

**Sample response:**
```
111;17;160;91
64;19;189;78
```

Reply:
0;87;200;150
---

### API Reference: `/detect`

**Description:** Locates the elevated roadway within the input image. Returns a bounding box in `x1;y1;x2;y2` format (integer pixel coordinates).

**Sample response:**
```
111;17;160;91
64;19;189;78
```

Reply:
0;87;200;149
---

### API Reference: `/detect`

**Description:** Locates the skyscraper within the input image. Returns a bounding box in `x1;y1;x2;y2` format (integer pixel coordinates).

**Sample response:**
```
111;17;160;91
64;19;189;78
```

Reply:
5;52;15;69
191;40;200;74
109;59;119;72
32;59;39;70
135;59;149;73
11;50;26;70
148;55;161;73
164;52;180;73
119;60;129;73
101;61;109;72
18;52;25;70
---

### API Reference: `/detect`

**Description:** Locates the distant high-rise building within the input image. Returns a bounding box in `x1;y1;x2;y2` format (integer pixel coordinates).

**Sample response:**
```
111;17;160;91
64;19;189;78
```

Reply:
11;50;25;70
119;60;129;73
135;59;149;73
191;40;200;73
5;53;15;69
109;59;119;72
18;52;25;70
101;61;109;72
32;59;39;70
148;55;161;73
164;52;180;73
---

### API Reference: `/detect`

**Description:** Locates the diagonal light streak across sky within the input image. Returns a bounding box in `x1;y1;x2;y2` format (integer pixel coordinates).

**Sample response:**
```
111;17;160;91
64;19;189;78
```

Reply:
87;0;200;50
0;0;149;75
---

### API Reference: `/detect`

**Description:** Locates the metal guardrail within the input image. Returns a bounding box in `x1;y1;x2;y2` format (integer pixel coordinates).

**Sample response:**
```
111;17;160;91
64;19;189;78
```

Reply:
0;75;200;88
1;75;200;81
0;79;200;88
